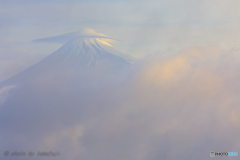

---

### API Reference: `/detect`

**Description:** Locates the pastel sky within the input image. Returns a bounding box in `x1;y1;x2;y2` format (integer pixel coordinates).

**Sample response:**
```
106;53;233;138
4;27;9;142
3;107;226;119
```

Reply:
2;0;240;82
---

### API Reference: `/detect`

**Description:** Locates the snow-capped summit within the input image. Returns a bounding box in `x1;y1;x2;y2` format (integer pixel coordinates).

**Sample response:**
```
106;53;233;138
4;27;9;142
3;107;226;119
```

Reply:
33;28;116;44
0;31;135;87
41;37;135;70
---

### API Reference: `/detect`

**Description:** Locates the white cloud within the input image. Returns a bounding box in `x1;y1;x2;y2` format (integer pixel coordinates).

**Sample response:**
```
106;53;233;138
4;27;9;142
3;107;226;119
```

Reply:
0;85;15;105
1;46;240;160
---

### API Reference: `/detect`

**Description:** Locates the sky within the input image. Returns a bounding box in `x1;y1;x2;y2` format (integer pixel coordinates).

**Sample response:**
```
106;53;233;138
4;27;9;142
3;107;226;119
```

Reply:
2;0;240;82
1;0;240;159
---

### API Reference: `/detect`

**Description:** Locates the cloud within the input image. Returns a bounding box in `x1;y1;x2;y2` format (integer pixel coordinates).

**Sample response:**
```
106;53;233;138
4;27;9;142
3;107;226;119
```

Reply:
2;1;240;159
32;28;117;44
1;46;240;160
0;85;15;105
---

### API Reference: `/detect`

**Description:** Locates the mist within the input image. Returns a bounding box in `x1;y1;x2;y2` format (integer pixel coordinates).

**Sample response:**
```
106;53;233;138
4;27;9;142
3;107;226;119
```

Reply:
0;45;240;160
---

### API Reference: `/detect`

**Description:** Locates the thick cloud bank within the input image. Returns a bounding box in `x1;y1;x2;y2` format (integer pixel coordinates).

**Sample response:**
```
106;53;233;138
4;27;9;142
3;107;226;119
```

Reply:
0;46;240;160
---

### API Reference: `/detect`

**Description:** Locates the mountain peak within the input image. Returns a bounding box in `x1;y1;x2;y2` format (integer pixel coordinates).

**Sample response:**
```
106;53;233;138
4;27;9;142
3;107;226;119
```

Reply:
0;31;135;87
68;37;114;49
33;28;115;44
43;37;134;69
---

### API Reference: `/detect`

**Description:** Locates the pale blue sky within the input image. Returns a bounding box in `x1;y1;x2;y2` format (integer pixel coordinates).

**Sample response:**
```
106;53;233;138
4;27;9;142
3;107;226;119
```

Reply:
1;0;240;81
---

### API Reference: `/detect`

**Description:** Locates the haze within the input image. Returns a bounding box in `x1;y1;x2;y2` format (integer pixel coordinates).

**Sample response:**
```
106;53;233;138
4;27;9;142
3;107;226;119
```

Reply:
1;0;240;160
